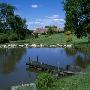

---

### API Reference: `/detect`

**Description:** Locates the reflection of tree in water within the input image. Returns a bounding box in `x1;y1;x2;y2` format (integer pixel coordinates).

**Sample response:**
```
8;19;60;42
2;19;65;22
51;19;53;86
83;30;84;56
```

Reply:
75;55;88;69
65;48;77;56
0;48;26;74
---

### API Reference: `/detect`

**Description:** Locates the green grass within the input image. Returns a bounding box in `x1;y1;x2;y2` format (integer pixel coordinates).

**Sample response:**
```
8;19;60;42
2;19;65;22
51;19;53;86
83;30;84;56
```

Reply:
49;74;90;90
72;35;88;44
45;63;90;90
11;33;88;45
49;59;90;90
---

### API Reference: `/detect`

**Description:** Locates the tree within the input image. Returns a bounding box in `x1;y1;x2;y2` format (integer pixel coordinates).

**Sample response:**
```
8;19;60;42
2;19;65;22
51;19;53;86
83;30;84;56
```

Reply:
7;15;27;39
0;3;16;33
47;25;57;34
64;0;90;40
0;2;28;40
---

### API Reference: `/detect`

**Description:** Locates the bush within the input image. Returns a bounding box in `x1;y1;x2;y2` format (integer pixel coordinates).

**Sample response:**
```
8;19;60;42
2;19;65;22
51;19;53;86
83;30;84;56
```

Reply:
36;73;54;90
65;31;72;43
0;34;9;44
8;33;18;41
66;35;72;43
65;31;72;35
34;33;38;38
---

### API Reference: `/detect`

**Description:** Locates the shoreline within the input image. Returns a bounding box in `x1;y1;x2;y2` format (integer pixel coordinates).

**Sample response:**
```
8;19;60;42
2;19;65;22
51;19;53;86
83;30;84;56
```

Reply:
0;43;72;48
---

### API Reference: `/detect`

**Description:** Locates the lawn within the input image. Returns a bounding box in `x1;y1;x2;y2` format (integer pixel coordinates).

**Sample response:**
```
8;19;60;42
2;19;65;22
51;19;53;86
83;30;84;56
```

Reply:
36;63;90;90
50;73;90;90
11;33;88;45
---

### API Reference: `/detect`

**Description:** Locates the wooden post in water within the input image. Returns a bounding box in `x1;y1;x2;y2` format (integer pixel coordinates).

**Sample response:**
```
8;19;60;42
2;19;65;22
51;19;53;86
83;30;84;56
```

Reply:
66;65;70;71
29;57;30;62
37;56;38;62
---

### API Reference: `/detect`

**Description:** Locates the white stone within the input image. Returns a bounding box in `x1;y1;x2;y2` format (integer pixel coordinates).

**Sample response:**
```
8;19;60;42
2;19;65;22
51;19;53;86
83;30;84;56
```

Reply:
31;44;37;47
18;45;24;47
67;44;72;48
3;45;7;48
64;45;67;47
50;45;56;47
25;44;28;47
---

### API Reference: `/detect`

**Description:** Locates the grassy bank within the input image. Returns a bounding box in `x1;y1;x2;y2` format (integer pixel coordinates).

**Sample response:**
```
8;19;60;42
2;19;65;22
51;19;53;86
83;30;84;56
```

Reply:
36;64;90;90
11;33;88;45
50;73;90;90
54;63;90;90
15;66;90;90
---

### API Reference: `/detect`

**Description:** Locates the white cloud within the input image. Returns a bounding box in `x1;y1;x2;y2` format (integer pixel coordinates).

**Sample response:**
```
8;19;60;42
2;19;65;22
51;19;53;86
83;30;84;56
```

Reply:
28;21;40;24
27;21;44;25
31;4;38;8
46;15;59;19
53;15;59;18
52;18;65;22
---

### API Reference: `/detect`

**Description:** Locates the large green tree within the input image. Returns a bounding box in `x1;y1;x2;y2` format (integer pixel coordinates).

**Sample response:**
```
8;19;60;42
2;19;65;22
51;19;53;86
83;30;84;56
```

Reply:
0;3;15;33
7;15;27;39
64;0;90;39
0;3;28;40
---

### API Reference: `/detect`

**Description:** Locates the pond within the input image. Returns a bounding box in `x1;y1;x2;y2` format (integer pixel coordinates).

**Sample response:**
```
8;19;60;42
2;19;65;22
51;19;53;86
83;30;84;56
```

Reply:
0;47;89;89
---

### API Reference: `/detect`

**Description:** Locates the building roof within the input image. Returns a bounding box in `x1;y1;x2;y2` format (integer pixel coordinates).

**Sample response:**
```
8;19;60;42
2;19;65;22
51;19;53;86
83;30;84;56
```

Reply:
33;28;47;34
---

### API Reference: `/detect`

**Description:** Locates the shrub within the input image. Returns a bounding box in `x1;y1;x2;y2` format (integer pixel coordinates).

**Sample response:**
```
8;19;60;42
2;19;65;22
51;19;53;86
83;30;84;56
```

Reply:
66;35;72;43
8;33;18;41
34;33;38;38
65;31;72;35
36;73;54;90
0;34;9;44
65;31;72;43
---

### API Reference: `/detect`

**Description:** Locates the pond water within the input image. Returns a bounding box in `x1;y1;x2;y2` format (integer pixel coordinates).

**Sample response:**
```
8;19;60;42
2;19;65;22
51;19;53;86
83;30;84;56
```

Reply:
0;48;89;89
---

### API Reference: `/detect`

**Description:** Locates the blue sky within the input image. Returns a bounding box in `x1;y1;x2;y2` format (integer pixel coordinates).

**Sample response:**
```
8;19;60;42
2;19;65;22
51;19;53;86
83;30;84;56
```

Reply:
0;0;65;30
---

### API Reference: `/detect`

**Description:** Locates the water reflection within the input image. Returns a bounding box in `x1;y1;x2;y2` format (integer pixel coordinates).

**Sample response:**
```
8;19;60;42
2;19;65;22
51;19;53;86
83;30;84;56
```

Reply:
0;48;26;74
65;48;77;56
65;47;89;69
75;55;88;69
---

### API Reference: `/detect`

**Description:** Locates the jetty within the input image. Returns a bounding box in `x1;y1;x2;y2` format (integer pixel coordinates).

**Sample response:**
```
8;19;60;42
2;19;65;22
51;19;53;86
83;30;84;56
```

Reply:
26;57;75;77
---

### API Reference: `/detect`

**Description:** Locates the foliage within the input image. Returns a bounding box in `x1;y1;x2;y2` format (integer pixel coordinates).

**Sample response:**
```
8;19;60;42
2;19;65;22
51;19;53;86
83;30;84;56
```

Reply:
14;33;88;45
0;34;9;44
36;73;55;90
0;2;28;41
47;26;57;35
8;33;18;41
64;0;90;38
34;33;38;38
0;3;16;33
65;31;72;35
65;31;72;43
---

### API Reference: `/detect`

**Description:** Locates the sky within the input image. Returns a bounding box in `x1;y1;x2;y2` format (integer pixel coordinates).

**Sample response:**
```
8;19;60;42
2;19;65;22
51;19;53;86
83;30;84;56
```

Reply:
0;0;65;30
